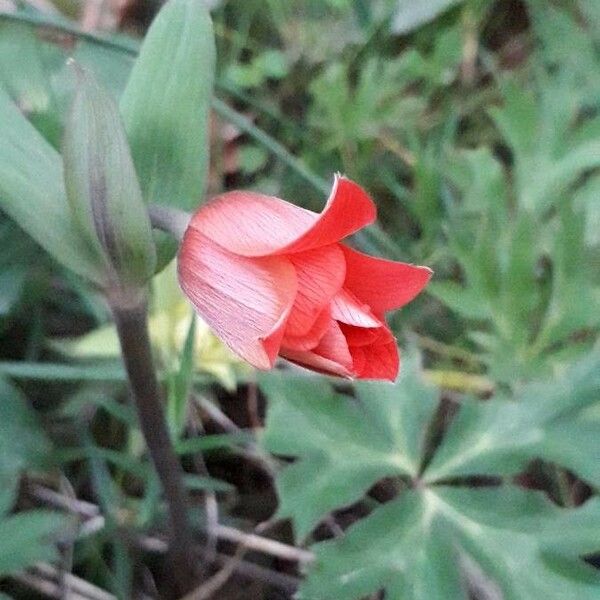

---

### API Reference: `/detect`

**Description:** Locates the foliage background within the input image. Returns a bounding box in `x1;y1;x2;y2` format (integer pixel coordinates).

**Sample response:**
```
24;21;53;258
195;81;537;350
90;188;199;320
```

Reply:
0;0;599;598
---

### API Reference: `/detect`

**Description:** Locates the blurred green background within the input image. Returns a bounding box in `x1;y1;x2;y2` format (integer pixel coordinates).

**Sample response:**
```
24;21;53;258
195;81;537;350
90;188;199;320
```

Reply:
0;0;599;599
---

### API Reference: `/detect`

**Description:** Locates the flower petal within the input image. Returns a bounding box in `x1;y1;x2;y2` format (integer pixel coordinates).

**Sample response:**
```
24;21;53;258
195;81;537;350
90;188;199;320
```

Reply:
340;245;432;313
284;244;345;337
331;288;381;328
339;323;384;347
352;328;399;381
188;175;376;257
178;228;297;369
281;307;332;351
349;346;366;374
281;320;353;377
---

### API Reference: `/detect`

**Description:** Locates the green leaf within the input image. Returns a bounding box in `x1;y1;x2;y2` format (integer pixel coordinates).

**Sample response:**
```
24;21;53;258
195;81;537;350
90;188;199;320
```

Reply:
183;474;234;493
534;204;600;351
0;360;126;382
0;478;18;518
0;86;103;283
263;353;600;599
175;431;253;455
391;0;464;34
0;378;66;578
427;281;490;320
299;488;600;600
0;18;136;147
167;317;195;439
120;0;215;214
0;21;63;145
439;141;598;382
63;64;156;289
574;175;600;246
0;510;67;576
238;145;269;174
59;387;136;425
0;377;52;480
425;352;600;485
260;356;439;540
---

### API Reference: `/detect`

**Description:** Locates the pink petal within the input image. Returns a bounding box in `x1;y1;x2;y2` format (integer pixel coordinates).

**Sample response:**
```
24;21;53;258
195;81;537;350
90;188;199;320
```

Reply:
284;353;352;378
284;244;345;337
281;320;353;377
188;175;376;257
331;288;382;328
178;229;297;369
309;320;353;367
281;307;332;351
340;245;432;313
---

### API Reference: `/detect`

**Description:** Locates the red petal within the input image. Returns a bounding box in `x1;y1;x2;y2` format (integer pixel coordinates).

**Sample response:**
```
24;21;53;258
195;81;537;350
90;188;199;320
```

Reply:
331;288;381;328
284;244;345;337
353;328;399;382
340;245;432;313
281;320;353;377
188;175;376;257
339;323;384;346
349;346;366;374
178;229;297;369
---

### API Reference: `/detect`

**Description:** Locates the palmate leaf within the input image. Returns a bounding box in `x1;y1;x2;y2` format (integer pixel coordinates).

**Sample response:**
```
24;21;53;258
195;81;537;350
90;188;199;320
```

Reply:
261;357;438;540
436;144;600;383
491;3;600;216
301;488;600;600
261;353;600;599
424;352;600;485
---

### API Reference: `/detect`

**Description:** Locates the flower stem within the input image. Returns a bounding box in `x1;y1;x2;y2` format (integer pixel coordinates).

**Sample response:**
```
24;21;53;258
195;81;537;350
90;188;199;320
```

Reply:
112;299;197;595
148;204;191;241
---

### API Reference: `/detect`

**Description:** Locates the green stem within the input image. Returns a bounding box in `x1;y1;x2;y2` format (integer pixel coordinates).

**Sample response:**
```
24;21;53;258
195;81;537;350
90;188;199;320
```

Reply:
148;204;190;241
111;299;198;595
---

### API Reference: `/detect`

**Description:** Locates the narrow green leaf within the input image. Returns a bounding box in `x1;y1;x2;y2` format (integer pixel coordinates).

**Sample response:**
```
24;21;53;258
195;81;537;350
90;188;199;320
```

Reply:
0;360;216;384
0;87;102;283
0;360;126;382
0;21;63;145
167;317;196;439
63;64;156;289
391;0;463;34
183;474;234;493
175;431;253;455
120;0;215;213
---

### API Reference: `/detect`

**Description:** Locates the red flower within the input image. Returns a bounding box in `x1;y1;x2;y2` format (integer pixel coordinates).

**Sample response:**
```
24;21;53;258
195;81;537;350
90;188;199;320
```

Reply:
177;176;431;381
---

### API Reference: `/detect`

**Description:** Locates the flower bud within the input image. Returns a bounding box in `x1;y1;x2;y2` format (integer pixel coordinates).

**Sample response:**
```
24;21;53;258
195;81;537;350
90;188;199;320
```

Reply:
63;62;156;297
